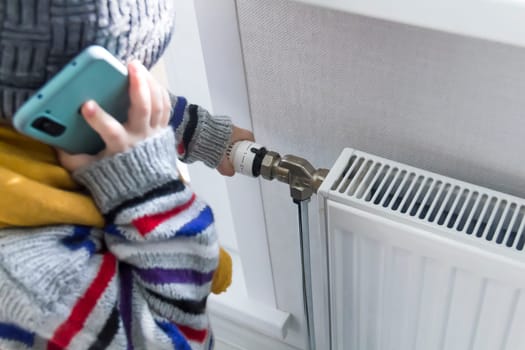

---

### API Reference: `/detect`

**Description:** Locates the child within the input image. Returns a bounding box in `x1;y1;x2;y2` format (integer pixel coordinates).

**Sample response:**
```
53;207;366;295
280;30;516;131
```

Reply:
0;1;252;349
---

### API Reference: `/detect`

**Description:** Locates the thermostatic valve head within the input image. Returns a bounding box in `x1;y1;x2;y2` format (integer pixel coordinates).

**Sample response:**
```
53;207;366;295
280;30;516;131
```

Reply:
227;140;329;201
226;141;268;177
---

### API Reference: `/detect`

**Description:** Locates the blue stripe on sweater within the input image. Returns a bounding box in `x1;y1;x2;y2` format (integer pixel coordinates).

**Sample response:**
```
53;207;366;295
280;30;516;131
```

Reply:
155;321;191;350
176;206;214;237
61;225;96;255
72;225;91;239
0;322;34;347
105;224;126;239
169;96;187;130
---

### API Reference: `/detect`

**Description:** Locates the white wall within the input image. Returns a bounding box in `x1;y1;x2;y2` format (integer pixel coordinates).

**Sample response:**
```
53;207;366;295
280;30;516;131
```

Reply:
291;0;525;48
235;0;525;349
236;0;525;198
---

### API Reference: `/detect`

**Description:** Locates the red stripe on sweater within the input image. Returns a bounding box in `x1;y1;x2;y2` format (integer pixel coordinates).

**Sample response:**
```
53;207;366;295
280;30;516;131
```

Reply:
177;142;185;156
47;253;117;350
176;323;208;343
132;193;197;236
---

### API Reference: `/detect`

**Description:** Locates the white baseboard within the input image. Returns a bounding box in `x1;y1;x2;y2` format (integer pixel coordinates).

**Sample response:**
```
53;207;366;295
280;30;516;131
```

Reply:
210;312;302;350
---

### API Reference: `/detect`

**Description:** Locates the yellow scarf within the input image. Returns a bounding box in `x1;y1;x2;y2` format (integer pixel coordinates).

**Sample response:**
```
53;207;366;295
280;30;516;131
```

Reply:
0;126;231;293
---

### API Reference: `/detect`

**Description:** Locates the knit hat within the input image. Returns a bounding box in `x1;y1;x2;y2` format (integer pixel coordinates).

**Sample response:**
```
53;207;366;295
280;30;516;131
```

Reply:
0;0;175;123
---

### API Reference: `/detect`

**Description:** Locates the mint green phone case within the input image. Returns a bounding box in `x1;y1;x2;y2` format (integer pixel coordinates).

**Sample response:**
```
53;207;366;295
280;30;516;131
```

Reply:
13;45;130;154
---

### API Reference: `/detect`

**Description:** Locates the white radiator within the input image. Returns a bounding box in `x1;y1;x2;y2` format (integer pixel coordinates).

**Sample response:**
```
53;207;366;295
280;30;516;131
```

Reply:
317;148;525;350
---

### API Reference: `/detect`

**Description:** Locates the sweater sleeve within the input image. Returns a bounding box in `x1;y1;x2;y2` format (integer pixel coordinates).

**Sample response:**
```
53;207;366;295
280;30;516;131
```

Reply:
168;93;233;168
0;128;218;349
73;128;218;348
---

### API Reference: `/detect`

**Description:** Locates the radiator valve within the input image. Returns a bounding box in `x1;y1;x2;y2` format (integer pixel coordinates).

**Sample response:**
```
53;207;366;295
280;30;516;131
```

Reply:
227;141;329;202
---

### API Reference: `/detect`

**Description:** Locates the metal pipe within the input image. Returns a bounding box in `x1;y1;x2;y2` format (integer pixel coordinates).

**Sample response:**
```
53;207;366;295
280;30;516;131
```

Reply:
296;199;316;350
227;141;327;349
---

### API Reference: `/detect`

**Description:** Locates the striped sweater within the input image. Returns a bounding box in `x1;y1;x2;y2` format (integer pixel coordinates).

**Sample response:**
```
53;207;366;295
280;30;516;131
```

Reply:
0;96;233;349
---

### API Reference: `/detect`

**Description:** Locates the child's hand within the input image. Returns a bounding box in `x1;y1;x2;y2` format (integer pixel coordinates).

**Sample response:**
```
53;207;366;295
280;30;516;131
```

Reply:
57;61;171;172
217;126;254;176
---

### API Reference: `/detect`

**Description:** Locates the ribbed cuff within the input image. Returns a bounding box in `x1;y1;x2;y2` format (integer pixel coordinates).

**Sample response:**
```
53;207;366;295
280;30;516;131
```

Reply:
73;129;179;214
185;110;233;168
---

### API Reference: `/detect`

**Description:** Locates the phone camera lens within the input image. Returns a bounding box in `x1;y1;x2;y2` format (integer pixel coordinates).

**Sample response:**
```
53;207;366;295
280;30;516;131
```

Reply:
31;116;65;137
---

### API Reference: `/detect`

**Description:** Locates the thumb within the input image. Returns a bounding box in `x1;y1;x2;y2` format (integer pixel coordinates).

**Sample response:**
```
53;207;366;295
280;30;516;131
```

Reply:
56;149;96;173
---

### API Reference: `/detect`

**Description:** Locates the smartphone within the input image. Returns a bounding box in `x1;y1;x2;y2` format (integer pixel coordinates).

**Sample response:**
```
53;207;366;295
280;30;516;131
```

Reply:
13;45;130;154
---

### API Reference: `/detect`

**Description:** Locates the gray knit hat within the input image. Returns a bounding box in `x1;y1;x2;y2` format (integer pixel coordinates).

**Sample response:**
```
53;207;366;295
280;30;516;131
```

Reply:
0;0;175;123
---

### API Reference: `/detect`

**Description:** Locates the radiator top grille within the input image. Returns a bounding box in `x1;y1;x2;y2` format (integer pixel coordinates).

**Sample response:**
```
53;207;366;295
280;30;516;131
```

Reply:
329;152;525;251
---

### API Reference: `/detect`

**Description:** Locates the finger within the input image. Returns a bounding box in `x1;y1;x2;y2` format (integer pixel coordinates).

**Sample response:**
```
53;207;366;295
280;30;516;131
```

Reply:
217;157;235;177
56;148;96;172
82;100;128;154
126;61;152;133
145;70;165;128
159;88;171;128
230;126;255;143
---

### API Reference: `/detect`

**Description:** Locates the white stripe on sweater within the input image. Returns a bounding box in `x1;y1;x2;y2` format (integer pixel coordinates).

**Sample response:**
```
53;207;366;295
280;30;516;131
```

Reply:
133;297;174;350
114;249;218;271
141;288;209;329
106;226;219;262
113;186;194;224
0;339;31;350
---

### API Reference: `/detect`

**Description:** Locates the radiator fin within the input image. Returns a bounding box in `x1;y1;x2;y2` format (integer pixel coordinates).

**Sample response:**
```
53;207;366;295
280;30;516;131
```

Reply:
335;231;525;350
330;151;525;252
